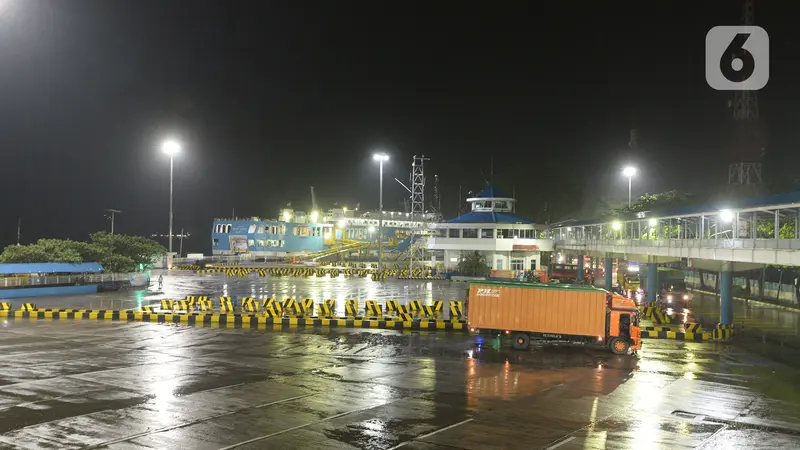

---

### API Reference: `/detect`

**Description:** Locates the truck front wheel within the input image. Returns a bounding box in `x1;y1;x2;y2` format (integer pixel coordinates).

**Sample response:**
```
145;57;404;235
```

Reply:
511;332;530;350
609;337;630;355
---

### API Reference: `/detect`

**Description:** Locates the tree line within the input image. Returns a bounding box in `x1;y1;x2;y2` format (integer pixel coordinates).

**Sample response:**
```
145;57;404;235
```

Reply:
0;232;166;273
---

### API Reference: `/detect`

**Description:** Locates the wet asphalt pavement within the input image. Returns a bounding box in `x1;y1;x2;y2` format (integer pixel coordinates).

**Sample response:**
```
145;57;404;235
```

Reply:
27;270;470;317
1;320;800;449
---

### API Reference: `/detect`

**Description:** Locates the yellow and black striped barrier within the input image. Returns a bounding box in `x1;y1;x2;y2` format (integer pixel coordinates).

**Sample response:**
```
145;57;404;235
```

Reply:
316;300;335;318
345;299;359;317
220;297;235;313
684;323;702;333
642;326;682;332
242;297;258;313
197;300;213;311
449;301;464;319
639;306;677;324
0;309;468;331
385;300;400;315
640;330;713;341
297;298;314;317
262;298;283;317
713;323;735;341
195;266;447;281
365;300;382;318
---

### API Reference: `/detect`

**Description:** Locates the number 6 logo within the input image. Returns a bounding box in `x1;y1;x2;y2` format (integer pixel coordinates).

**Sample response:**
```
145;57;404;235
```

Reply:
706;26;769;91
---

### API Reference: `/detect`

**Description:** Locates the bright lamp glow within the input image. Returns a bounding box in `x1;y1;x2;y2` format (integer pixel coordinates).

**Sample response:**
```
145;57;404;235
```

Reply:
648;218;658;226
162;140;181;156
338;220;346;228
612;221;622;230
368;226;376;233
373;153;389;161
282;211;291;222
719;209;733;222
622;166;636;177
310;210;319;223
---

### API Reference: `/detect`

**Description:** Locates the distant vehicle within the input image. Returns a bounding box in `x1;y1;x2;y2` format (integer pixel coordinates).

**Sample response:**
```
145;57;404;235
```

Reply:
659;279;691;308
467;281;642;355
549;264;590;282
620;273;641;298
641;268;690;307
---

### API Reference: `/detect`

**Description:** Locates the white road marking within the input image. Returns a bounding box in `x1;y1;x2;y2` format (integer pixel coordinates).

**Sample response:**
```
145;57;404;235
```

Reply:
546;436;576;449
85;393;315;448
217;402;391;450
386;418;474;450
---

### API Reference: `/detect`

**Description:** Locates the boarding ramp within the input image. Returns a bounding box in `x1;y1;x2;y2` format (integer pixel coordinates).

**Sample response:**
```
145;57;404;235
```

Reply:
302;240;371;261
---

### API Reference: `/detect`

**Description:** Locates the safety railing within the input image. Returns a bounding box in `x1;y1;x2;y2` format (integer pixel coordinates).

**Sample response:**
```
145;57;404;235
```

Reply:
0;273;134;288
556;238;800;251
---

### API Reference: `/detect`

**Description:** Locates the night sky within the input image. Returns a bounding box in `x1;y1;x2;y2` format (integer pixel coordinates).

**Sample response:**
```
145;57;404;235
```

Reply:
1;1;798;253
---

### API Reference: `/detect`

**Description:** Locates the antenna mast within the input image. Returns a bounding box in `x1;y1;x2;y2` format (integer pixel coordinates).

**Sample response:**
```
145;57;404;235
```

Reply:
409;155;429;271
431;174;442;218
728;0;764;186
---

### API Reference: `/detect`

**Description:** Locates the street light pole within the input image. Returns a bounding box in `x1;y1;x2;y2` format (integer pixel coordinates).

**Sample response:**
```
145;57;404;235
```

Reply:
622;166;636;208
628;175;632;207
105;209;122;234
379;160;383;271
162;140;182;253
169;154;174;252
373;153;389;272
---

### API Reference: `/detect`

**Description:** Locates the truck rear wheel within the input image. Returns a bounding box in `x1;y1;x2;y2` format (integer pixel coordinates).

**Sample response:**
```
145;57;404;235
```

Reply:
511;332;530;350
609;337;630;355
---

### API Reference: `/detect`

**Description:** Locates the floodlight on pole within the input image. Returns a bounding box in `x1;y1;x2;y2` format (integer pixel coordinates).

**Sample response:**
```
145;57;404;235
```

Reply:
373;153;389;271
161;139;182;253
622;166;637;207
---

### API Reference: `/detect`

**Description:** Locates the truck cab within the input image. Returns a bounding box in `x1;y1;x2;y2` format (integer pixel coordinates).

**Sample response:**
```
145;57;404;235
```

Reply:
607;294;642;354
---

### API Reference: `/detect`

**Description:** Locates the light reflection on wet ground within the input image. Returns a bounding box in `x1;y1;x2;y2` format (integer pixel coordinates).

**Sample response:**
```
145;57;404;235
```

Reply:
24;270;470;315
0;321;799;449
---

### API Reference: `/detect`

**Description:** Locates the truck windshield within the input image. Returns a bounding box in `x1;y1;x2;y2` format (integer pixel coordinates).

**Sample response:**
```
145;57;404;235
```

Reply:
668;281;687;291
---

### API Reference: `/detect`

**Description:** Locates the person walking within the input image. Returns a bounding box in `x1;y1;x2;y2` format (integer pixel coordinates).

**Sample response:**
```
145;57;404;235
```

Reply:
158;274;164;290
794;276;799;308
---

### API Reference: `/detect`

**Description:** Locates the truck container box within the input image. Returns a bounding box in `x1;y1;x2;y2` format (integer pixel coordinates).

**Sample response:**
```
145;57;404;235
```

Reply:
469;282;607;337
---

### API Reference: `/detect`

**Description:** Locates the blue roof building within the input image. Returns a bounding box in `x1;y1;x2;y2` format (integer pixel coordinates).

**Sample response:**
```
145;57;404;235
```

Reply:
428;184;552;272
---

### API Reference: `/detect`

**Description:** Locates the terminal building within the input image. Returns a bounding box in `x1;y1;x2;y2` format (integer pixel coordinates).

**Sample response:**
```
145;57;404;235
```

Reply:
427;185;552;271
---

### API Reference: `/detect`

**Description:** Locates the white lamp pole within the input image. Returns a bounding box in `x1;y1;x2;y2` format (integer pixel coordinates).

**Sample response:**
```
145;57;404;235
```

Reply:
373;153;389;271
622;166;637;207
162;140;182;253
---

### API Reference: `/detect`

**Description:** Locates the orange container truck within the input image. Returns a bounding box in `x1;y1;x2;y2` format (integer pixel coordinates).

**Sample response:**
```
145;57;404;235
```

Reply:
467;281;642;355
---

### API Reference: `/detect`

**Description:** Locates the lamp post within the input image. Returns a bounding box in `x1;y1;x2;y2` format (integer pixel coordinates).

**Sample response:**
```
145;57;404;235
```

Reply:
373;153;389;271
162;140;181;253
622;166;636;207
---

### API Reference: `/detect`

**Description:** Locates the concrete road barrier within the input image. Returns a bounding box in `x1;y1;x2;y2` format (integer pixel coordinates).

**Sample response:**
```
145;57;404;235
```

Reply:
0;309;468;331
640;330;713;341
